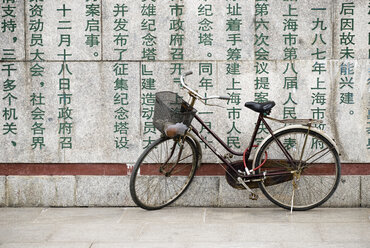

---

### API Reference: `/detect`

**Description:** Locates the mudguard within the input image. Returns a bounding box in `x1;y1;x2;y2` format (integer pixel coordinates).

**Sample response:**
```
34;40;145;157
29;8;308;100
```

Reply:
251;125;340;171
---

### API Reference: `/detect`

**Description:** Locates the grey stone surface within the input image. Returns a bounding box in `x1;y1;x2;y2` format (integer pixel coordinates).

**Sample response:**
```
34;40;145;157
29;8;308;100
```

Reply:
7;176;75;207
0;176;5;206
331;60;369;163
2;175;368;207
102;1;141;60
0;243;91;248
0;207;369;247
206;208;370;224
90;242;369;248
0;222;57;243
264;0;333;60
75;176;134;207
0;208;43;224
0;0;368;165
0;1;25;60
333;0;369;59
0;62;32;162
174;176;219;207
324;175;361;207
49;223;141;242
0;1;369;210
218;176;275;208
34;208;125;224
183;0;255;61
361;176;370;207
25;1;101;61
282;242;370;248
319;223;370;242
119;207;205;224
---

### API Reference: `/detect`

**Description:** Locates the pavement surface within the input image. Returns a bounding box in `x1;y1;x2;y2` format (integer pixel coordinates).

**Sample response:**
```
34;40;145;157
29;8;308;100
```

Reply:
0;207;369;248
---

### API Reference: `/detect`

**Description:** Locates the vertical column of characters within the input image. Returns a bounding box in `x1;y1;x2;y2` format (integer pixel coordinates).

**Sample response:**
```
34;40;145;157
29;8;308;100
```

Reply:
140;0;157;149
338;3;355;106
196;2;214;149
1;0;17;33
1;0;23;60
254;0;270;145
112;3;129;60
197;63;214;148
225;0;243;149
310;7;329;130
281;0;299;120
83;0;101;57
141;0;157;61
28;0;46;150
1;0;19;146
111;3;131;150
197;0;213;48
141;64;157;149
168;0;185;85
113;63;131;150
56;3;73;150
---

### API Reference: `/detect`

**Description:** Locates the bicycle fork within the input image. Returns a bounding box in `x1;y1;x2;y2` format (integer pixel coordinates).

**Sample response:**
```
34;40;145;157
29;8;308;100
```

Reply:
160;137;185;176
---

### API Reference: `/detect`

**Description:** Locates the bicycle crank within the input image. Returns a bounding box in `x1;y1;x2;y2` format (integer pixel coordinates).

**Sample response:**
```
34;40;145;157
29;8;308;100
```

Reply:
237;177;259;200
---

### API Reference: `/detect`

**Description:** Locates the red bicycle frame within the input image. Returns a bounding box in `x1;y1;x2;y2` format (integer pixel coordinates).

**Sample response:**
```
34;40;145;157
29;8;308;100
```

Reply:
190;112;296;180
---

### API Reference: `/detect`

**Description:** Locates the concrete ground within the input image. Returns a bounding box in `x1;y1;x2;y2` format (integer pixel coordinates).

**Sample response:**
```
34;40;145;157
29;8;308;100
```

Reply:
0;208;369;248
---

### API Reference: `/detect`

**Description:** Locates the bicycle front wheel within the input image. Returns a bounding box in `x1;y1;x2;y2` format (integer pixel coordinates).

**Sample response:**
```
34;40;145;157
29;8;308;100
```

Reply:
255;127;341;211
130;136;198;210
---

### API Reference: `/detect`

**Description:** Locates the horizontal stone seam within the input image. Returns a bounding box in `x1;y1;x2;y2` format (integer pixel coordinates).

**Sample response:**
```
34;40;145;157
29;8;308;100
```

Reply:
0;163;369;176
0;58;369;63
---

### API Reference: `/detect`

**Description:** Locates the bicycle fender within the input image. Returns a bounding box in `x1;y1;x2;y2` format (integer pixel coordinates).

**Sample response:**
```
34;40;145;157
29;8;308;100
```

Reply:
186;132;203;168
251;124;340;171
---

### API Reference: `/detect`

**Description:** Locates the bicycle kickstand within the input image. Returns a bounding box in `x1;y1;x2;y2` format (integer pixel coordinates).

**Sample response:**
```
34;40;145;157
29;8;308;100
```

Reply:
237;177;259;200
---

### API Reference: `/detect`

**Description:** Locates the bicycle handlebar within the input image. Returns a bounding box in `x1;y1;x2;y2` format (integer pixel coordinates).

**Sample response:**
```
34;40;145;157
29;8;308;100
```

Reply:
180;71;231;101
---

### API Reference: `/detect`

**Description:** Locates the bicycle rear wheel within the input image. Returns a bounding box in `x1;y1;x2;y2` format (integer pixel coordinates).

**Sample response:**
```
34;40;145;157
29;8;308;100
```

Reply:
255;127;341;211
130;136;198;210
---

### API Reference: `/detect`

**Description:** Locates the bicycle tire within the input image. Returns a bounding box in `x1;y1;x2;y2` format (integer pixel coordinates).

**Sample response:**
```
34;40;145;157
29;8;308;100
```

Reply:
255;127;341;211
130;136;198;210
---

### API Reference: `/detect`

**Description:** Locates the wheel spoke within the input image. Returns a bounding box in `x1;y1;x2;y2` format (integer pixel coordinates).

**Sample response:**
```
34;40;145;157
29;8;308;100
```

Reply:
130;137;198;210
257;128;340;211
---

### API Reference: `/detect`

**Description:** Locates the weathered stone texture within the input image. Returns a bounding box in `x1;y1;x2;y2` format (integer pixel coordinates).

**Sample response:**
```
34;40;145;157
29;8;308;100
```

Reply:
218;177;275;208
0;0;368;164
324;176;361;207
0;176;5;206
75;176;134;207
0;175;369;207
174;177;220;207
360;176;370;207
7;176;75;207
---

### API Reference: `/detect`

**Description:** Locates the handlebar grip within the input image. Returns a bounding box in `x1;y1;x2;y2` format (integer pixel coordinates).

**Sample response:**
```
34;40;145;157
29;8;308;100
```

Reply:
219;96;231;101
184;71;193;76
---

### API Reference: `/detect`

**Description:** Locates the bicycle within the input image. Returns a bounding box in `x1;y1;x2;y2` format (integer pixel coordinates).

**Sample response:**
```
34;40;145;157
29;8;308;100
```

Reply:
129;71;341;211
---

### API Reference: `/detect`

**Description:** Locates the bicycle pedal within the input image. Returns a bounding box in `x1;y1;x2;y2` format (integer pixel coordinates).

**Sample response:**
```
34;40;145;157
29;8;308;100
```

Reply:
249;193;259;200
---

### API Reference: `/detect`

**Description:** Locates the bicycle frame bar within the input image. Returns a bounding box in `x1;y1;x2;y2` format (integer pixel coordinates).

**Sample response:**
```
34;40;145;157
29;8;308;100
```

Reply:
190;113;297;179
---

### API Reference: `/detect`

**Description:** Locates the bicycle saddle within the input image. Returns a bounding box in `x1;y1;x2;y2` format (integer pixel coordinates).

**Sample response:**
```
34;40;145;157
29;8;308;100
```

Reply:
244;101;275;114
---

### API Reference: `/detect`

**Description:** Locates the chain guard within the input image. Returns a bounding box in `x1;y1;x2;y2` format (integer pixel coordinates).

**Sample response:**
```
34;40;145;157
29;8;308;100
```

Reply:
225;160;259;190
225;160;294;190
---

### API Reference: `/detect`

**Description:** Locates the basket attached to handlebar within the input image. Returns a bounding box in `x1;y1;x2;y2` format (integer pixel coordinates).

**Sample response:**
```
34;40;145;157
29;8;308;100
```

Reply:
153;91;197;134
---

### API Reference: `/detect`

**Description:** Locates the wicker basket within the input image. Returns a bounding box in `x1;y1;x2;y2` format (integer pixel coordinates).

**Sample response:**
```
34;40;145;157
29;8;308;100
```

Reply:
153;91;197;134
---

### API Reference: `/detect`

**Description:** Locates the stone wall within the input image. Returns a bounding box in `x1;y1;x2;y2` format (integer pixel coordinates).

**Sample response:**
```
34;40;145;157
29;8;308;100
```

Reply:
0;0;369;207
1;0;369;164
0;175;369;207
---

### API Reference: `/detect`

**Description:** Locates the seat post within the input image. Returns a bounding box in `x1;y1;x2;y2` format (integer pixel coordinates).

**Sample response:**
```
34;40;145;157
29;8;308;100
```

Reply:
244;113;264;161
